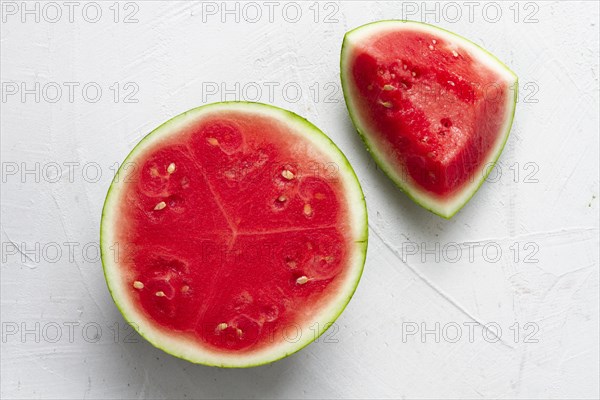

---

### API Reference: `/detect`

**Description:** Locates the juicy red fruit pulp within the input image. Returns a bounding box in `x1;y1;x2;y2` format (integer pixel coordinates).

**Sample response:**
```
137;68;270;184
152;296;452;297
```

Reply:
350;29;510;197
115;111;351;353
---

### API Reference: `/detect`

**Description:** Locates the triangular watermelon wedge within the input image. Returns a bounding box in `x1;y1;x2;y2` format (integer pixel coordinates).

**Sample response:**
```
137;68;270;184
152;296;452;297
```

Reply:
341;20;518;218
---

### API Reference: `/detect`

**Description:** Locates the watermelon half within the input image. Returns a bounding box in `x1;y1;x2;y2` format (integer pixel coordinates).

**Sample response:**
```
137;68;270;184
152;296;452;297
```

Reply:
100;102;367;367
341;21;518;218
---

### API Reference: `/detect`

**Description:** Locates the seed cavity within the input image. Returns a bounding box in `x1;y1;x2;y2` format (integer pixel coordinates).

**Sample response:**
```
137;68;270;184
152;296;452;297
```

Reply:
133;281;144;289
303;204;313;216
281;170;295;180
296;276;309;285
441;118;452;128
452;50;459;57
379;100;393;108
383;84;395;91
167;163;176;174
403;64;407;70
314;193;325;200
207;137;219;146
155;291;165;297
150;167;159;177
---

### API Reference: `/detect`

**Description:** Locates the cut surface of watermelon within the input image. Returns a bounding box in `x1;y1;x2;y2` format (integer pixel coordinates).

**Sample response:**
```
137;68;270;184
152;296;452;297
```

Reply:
341;20;518;218
100;102;367;367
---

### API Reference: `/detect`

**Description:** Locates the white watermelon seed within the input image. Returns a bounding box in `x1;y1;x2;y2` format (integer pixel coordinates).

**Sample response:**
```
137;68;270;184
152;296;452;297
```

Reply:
154;201;167;211
383;84;395;91
403;64;407;70
155;291;165;297
167;163;176;174
282;170;295;180
432;39;437;44
428;45;434;50
452;50;459;57
448;81;455;86
278;195;287;202
379;101;393;108
207;137;219;146
181;285;189;293
133;281;144;289
303;204;313;216
236;328;243;338
296;276;309;285
412;71;417;77
315;193;325;200
217;323;228;331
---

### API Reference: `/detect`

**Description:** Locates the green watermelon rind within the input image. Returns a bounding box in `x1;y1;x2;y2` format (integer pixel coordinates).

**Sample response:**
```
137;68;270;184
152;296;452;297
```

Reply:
340;20;518;219
100;101;368;368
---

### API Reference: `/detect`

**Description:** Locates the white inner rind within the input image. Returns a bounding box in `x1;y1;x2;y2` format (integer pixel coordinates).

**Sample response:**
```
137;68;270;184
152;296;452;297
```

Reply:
100;102;368;368
341;20;518;218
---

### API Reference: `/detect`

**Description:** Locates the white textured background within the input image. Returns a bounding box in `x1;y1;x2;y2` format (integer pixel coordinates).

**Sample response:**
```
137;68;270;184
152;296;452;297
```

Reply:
1;1;599;399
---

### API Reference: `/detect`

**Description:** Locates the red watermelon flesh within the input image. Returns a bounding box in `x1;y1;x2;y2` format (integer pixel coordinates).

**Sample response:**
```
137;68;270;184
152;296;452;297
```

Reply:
101;103;367;366
341;21;517;217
